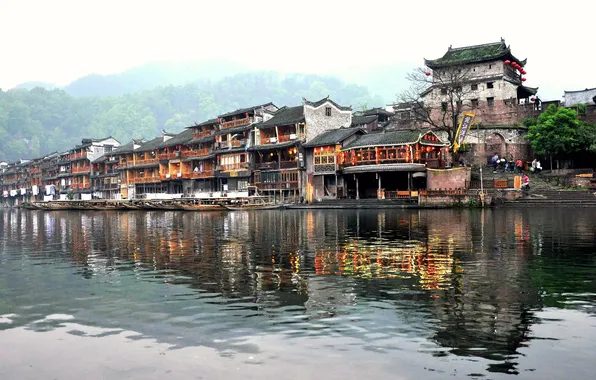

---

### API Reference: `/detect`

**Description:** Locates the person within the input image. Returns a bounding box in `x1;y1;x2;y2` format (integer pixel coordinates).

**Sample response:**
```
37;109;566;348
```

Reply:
535;160;542;174
515;158;523;173
491;153;499;172
531;159;537;173
522;174;530;192
459;157;465;167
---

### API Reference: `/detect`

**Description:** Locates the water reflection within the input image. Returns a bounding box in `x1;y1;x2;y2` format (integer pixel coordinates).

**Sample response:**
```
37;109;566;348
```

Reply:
0;208;595;378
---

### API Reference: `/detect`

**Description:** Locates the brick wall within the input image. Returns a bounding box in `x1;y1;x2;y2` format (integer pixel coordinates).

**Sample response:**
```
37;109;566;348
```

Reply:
427;167;471;189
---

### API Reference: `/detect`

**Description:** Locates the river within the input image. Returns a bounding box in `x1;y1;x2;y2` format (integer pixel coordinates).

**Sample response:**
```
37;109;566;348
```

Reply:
0;208;595;379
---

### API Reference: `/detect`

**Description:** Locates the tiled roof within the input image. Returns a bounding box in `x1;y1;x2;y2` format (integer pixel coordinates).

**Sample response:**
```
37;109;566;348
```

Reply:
425;39;526;69
259;106;304;128
343;130;424;149
214;124;254;136
218;102;275;118
563;87;596;107
249;141;298;151
187;118;219;128
159;129;194;148
110;139;147;154
361;108;394;116
181;154;216;163
303;127;366;148
92;155;107;164
137;136;165;152
303;96;352;111
351;115;378;126
188;135;215;145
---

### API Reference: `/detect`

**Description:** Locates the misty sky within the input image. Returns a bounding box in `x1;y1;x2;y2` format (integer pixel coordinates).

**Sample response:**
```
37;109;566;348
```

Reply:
1;0;594;100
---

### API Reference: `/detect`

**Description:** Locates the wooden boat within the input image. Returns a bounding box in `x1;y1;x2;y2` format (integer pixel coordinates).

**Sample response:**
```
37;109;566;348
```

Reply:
143;201;180;210
223;202;282;211
121;202;144;210
20;202;40;210
174;202;224;211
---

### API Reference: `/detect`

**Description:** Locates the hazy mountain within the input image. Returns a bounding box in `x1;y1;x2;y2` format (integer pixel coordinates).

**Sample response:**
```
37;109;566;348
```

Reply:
13;81;57;91
0;71;384;162
62;60;249;97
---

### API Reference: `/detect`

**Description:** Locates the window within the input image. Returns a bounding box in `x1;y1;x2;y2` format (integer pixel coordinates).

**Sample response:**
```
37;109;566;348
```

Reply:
487;97;495;108
487;82;494;89
441;102;448;112
471;99;479;107
440;88;448;95
325;107;332;116
471;84;478;91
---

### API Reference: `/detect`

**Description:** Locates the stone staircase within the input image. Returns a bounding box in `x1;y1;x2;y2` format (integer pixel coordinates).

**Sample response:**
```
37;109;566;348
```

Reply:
501;174;596;207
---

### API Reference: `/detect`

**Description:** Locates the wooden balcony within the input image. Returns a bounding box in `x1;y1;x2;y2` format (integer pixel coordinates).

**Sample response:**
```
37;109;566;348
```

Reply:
159;173;183;181
71;152;88;160
218;163;250;171
129;176;161;184
181;148;211;158
254;181;299;190
220;117;251;129
71;183;90;189
192;131;213;140
181;170;215;179
71;166;91;173
133;158;159;165
157;152;181;161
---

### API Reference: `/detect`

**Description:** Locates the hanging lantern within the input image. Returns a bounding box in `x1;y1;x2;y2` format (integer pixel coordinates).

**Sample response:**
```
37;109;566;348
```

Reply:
522;77;527;82
530;97;536;102
425;71;431;76
217;118;221;123
245;112;249;117
504;60;511;65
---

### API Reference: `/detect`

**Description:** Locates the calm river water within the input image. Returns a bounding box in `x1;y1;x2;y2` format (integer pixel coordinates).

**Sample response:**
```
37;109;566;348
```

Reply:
0;208;595;379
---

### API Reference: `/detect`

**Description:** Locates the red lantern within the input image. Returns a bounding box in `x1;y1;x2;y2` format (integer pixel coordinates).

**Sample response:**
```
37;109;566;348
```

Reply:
504;60;511;65
530;97;536;102
217;118;221;123
245;112;249;117
522;77;527;82
425;71;431;76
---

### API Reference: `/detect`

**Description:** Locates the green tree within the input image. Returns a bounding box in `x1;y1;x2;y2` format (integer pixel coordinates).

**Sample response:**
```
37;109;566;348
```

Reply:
524;105;590;168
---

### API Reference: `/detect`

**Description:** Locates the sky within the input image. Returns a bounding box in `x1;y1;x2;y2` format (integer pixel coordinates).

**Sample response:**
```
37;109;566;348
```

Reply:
0;0;594;100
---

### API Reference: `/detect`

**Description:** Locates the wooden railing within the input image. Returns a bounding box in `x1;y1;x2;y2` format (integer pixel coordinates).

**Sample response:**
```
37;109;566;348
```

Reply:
181;148;211;158
71;152;88;160
192;131;212;140
279;160;298;169
133;158;159;165
255;181;299;190
181;170;215;179
218;163;250;171
71;166;91;173
129;176;161;184
220;117;251;129
157;152;180;160
256;162;278;170
71;183;90;189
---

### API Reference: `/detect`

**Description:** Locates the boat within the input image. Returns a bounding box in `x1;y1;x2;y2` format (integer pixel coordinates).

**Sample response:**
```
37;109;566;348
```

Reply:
174;202;225;211
20;202;40;210
223;203;282;211
222;197;282;211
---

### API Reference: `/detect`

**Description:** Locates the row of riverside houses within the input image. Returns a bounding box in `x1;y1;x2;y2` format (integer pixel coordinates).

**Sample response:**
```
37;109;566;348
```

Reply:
4;39;594;206
0;96;451;206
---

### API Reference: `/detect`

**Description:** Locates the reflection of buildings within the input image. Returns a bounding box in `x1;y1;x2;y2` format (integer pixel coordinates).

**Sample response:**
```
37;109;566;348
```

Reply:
3;208;596;373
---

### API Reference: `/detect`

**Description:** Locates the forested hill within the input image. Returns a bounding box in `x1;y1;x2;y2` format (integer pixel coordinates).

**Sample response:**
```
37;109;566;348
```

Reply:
0;72;383;162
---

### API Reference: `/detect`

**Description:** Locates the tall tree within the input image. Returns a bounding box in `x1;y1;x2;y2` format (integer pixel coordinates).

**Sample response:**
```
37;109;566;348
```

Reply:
398;66;474;146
